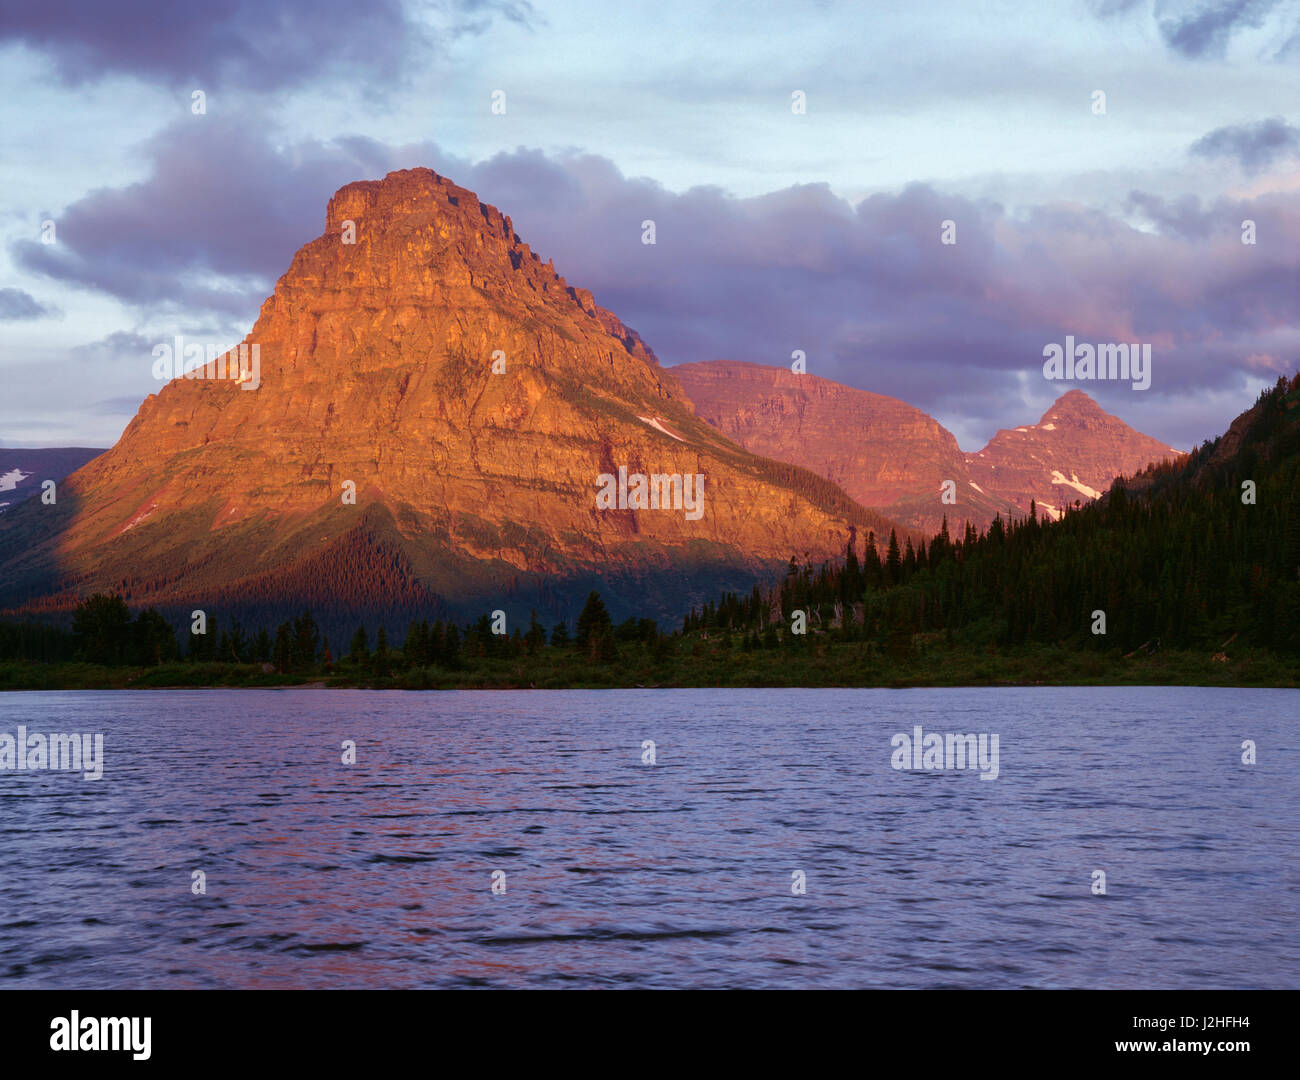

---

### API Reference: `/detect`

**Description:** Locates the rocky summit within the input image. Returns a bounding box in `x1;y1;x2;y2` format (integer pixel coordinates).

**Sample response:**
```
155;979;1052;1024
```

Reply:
0;169;902;633
673;361;1182;533
965;389;1185;521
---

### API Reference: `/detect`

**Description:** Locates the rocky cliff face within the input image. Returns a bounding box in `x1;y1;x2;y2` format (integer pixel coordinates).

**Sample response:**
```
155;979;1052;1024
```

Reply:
0;169;902;628
966;390;1184;521
674;360;961;506
674;360;1020;534
674;361;1182;533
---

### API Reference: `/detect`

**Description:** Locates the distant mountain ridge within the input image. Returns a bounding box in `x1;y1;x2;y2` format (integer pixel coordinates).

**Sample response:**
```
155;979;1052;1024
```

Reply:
0;170;909;637
966;389;1184;522
673;360;1182;533
0;448;104;512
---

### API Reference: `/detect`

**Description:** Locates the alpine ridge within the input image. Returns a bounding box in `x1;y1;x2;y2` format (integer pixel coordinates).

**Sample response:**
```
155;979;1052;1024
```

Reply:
0;169;906;635
673;360;1183;533
966;389;1184;522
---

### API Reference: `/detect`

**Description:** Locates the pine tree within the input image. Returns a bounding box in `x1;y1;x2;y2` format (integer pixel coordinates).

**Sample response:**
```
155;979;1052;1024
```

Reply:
405;620;427;665
347;624;369;665
71;593;132;665
864;530;882;590
252;627;272;663
444;624;462;668
929;515;950;565
842;534;862;604
575;591;613;650
525;610;547;655
228;619;248;662
292;610;319;668
131;608;178;665
273;622;293;672
885;529;902;586
372;626;390;677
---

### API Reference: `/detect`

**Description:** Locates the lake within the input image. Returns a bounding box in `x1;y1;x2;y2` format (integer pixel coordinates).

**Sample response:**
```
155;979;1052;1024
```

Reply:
0;686;1294;989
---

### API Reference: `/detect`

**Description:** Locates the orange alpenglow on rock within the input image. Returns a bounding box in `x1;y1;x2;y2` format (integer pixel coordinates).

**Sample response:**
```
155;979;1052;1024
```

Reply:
0;169;906;627
675;360;1182;534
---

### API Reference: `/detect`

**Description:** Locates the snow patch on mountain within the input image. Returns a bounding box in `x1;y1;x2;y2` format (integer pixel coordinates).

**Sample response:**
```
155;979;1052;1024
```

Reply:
637;416;686;442
0;468;31;492
1050;470;1102;500
121;504;158;533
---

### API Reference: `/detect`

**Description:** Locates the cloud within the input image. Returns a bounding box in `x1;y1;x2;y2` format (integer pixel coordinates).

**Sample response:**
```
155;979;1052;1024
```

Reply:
1087;0;1145;14
450;148;1299;440
11;128;1299;449
0;0;543;95
0;287;59;319
12;117;453;317
1190;117;1300;172
0;0;421;92
1091;0;1295;60
70;331;156;362
449;0;542;34
1156;0;1282;58
451;149;1300;451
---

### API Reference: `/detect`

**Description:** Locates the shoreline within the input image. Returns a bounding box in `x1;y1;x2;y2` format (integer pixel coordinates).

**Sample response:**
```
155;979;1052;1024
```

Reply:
1;646;1294;692
1;682;1294;692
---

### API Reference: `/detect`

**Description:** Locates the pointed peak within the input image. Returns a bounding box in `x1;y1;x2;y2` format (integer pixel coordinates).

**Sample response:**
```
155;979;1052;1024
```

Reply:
1043;389;1104;421
325;168;488;234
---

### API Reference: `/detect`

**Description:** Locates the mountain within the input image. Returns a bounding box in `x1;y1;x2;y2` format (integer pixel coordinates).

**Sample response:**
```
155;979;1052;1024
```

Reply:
0;448;104;512
966;389;1184;521
0;169;907;636
673;360;1181;533
673;359;1022;534
692;372;1300;658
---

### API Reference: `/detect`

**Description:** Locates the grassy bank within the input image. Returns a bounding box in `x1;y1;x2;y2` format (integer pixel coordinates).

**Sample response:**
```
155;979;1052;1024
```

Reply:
0;641;1293;691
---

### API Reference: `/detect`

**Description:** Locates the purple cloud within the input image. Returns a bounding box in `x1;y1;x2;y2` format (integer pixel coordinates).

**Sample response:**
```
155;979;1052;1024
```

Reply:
1090;0;1294;60
0;0;536;92
0;287;59;319
1157;0;1283;59
0;0;416;91
11;125;1299;450
12;118;451;316
1191;117;1300;173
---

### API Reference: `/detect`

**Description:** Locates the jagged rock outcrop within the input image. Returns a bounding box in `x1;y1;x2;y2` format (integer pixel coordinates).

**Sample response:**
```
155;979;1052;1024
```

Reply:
0;169;904;630
966;390;1184;521
675;360;1020;534
674;361;1182;533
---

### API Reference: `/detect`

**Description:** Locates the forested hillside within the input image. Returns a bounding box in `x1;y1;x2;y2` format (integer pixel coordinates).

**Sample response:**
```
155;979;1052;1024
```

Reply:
690;375;1300;657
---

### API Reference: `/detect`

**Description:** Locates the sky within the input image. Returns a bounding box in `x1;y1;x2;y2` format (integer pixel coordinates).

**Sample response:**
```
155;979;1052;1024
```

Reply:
1;0;1298;451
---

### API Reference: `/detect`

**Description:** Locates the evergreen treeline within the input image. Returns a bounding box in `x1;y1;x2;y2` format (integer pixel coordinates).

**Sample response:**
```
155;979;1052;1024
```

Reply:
0;589;664;672
2;378;1295;675
685;375;1300;656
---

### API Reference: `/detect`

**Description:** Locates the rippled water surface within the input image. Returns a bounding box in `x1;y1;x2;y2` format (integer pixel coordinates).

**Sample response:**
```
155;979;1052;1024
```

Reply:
0;686;1295;988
